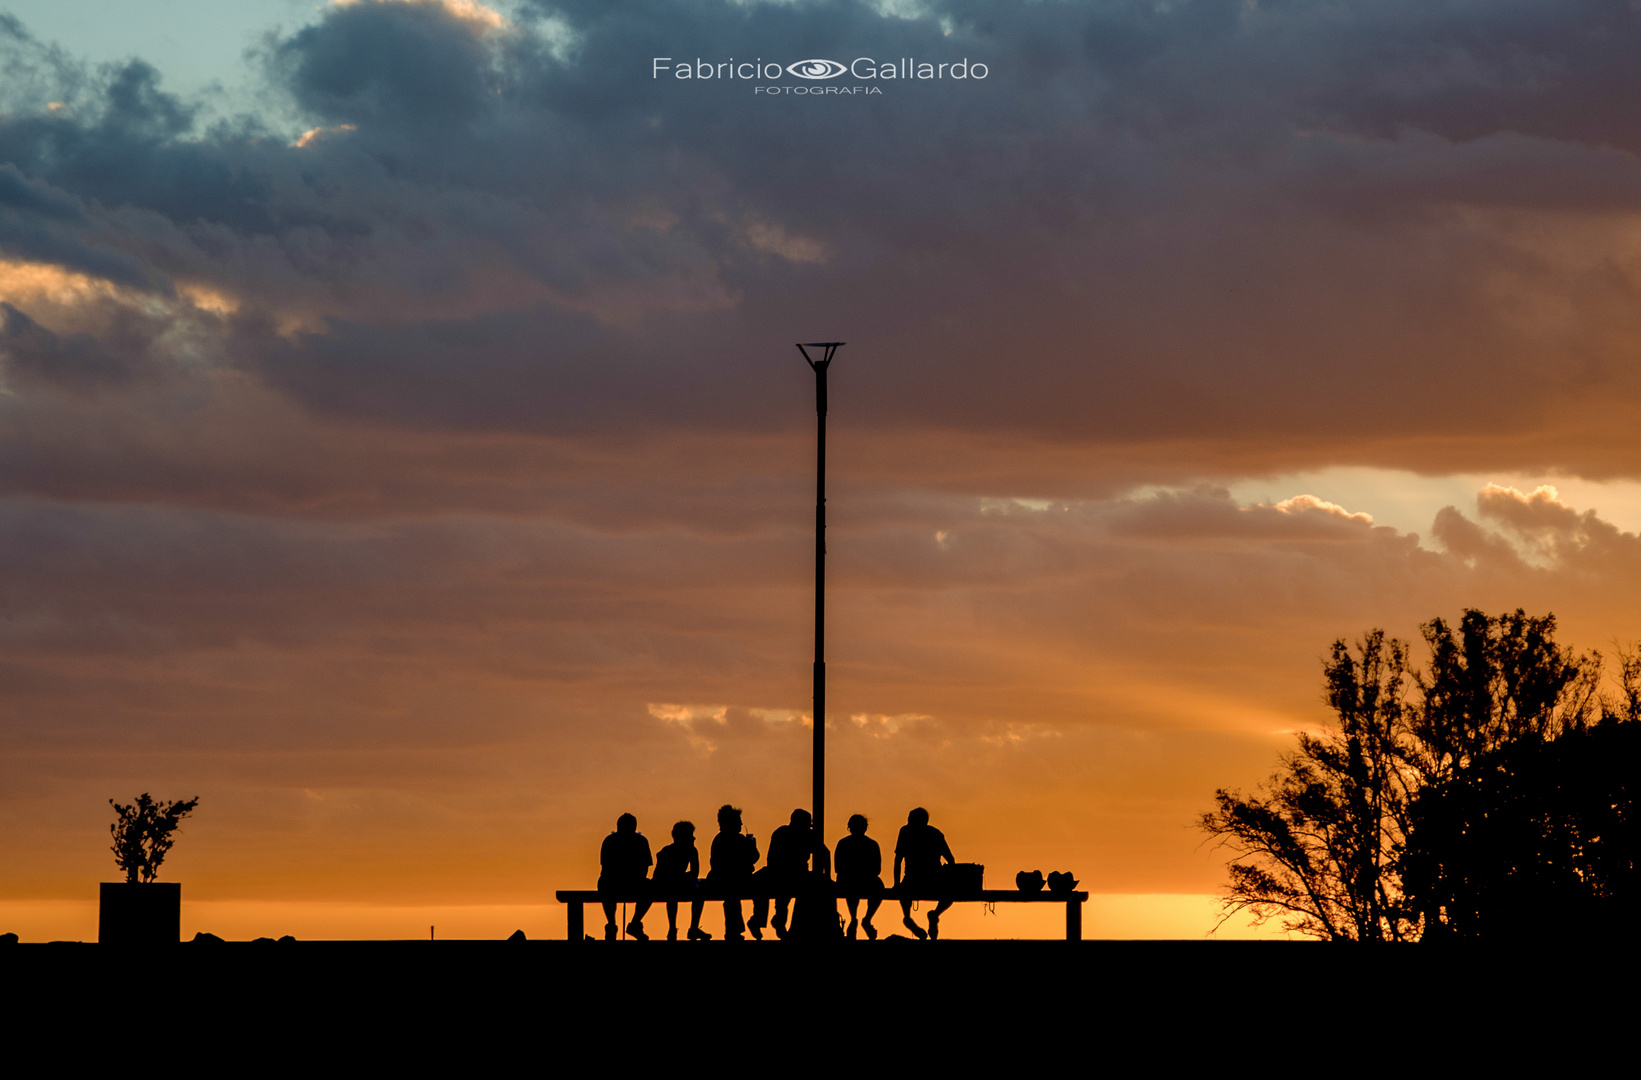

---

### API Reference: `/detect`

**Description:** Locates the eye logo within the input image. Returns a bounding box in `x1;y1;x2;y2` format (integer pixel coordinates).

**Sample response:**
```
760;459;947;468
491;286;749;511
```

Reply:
786;59;847;79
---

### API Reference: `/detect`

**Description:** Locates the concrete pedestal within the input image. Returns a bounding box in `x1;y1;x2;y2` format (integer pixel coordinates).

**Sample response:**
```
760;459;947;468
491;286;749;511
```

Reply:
99;882;180;945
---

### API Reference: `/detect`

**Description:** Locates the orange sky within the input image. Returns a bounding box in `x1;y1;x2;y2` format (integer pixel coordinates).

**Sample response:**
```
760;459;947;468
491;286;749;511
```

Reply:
7;0;1641;939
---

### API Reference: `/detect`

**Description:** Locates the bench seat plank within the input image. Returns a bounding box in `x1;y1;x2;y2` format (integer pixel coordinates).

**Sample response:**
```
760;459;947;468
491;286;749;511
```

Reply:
556;888;1087;902
556;888;1089;940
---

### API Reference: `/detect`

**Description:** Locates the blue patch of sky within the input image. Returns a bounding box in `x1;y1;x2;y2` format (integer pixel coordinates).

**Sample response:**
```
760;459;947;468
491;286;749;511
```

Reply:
5;1;310;107
0;1;534;129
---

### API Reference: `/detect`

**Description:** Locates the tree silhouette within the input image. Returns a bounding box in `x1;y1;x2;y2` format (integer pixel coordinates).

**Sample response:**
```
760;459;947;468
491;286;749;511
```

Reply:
1403;719;1639;939
1401;628;1637;940
1200;630;1417;940
110;793;199;883
1202;610;1631;940
1406;610;1601;782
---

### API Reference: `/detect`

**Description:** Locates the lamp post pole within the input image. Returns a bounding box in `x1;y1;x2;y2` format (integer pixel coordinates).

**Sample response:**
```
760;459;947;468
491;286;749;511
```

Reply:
798;342;842;862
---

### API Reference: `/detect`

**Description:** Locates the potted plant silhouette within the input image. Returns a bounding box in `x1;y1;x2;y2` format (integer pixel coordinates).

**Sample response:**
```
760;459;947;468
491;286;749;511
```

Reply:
99;794;199;945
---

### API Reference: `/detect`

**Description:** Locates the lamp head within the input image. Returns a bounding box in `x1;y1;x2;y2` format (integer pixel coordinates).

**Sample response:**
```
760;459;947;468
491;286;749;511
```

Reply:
796;342;844;369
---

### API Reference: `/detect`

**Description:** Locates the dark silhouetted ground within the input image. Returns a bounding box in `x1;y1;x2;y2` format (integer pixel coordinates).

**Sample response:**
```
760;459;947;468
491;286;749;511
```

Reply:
6;937;1622;1066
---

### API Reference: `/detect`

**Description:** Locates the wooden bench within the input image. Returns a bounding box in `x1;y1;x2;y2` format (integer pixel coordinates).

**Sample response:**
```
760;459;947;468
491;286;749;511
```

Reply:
555;886;1091;941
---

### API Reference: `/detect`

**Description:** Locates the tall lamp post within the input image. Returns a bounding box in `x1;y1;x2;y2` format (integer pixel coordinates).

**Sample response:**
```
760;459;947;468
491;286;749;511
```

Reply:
798;342;842;861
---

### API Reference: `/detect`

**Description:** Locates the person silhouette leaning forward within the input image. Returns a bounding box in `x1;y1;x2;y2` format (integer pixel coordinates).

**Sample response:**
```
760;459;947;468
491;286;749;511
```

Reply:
836;813;884;940
895;807;955;940
653;820;709;941
599;812;653;941
708;804;759;941
749;808;813;940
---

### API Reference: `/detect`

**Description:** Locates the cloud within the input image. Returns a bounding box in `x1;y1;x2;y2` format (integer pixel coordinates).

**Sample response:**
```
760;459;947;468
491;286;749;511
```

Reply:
1478;482;1584;531
0;301;138;389
0;164;161;291
1431;503;1529;570
272;0;504;130
0;0;1639;472
5;467;1641;901
1111;487;1379;541
0;163;84;222
1472;481;1641;570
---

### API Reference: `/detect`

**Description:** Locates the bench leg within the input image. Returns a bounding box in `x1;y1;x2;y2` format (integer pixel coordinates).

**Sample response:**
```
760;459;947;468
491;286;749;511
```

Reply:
1066;898;1082;941
567;901;584;942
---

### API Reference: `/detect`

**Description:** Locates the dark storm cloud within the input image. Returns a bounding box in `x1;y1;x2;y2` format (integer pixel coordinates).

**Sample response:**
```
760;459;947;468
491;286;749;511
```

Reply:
0;302;158;390
272;0;502;130
1290;0;1641;152
3;1;1641;462
246;0;1641;448
0;159;160;290
0;58;222;223
0;163;82;222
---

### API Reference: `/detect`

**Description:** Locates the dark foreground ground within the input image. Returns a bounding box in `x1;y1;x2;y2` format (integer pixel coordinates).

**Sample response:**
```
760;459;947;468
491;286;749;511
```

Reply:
4;940;1628;1063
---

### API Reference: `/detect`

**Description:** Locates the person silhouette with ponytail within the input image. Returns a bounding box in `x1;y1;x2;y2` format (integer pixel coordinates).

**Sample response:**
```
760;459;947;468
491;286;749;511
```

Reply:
708;804;759;940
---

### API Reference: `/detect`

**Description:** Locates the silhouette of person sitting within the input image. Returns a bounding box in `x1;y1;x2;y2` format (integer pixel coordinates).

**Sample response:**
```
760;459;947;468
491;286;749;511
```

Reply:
708;804;759;941
599;812;653;941
788;830;837;941
895;806;955;940
750;808;813;940
836;813;884;940
653;820;709;941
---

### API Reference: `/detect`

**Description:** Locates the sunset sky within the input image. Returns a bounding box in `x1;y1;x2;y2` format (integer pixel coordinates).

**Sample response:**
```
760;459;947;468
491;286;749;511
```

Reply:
7;0;1641;941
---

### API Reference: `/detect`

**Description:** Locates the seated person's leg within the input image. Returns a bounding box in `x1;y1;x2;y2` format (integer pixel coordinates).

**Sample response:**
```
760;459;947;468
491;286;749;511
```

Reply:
900;896;926;939
748;866;769;932
927;898;952;939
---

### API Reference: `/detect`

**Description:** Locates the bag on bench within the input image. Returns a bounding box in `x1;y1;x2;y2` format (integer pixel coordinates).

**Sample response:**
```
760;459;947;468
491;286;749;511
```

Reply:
936;862;984;894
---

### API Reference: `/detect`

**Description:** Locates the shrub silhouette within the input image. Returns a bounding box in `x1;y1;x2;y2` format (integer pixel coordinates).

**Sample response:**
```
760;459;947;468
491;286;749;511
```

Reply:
110;793;200;883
